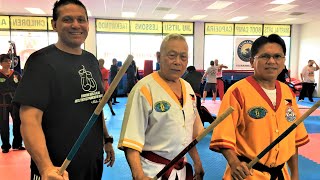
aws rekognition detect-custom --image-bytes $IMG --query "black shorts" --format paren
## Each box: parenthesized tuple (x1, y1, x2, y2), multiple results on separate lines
(204, 83, 216, 92)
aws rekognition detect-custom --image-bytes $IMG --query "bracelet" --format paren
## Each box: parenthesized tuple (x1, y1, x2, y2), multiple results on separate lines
(104, 136, 113, 144)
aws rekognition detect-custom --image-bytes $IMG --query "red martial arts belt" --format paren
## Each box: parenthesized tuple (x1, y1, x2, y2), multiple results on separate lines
(141, 151, 193, 180)
(238, 156, 285, 180)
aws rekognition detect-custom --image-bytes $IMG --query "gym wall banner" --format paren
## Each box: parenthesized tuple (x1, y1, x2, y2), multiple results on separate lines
(233, 37, 256, 70)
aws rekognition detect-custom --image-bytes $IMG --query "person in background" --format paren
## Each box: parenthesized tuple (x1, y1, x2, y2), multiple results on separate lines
(126, 60, 138, 96)
(118, 34, 204, 180)
(155, 51, 160, 71)
(201, 60, 217, 103)
(13, 0, 115, 179)
(110, 58, 119, 104)
(214, 59, 228, 101)
(99, 58, 116, 116)
(210, 34, 309, 180)
(0, 54, 25, 153)
(182, 65, 202, 111)
(298, 59, 319, 102)
(277, 65, 291, 83)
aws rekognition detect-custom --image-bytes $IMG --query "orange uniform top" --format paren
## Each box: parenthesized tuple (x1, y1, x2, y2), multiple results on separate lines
(210, 76, 309, 179)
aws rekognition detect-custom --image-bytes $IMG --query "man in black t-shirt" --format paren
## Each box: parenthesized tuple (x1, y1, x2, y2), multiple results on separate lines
(13, 0, 115, 179)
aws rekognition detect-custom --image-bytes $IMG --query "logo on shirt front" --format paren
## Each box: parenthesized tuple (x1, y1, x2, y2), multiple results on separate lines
(74, 65, 103, 104)
(78, 65, 97, 92)
(248, 107, 267, 119)
(0, 78, 6, 83)
(13, 75, 18, 83)
(154, 101, 171, 112)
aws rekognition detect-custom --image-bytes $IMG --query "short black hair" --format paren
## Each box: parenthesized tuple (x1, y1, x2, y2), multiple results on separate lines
(210, 61, 214, 66)
(251, 34, 286, 58)
(187, 66, 196, 72)
(52, 0, 88, 21)
(0, 54, 11, 63)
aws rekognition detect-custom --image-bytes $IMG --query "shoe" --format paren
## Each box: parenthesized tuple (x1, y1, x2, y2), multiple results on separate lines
(114, 101, 120, 103)
(13, 146, 26, 151)
(309, 99, 314, 102)
(2, 149, 9, 153)
(111, 111, 116, 116)
(112, 103, 116, 105)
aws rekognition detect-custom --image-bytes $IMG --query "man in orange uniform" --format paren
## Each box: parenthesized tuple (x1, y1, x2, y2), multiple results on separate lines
(210, 34, 309, 180)
(99, 58, 115, 115)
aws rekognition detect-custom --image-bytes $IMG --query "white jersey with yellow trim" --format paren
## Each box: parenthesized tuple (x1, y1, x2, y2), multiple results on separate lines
(118, 72, 203, 178)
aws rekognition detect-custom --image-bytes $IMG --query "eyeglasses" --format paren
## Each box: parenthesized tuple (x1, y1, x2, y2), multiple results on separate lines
(166, 51, 188, 61)
(254, 54, 285, 61)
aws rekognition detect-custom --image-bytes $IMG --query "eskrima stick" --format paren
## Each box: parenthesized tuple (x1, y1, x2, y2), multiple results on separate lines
(59, 55, 134, 175)
(152, 106, 234, 180)
(247, 100, 320, 169)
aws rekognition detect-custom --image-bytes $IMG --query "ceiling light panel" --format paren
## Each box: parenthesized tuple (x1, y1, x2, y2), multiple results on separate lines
(25, 8, 46, 14)
(206, 1, 234, 10)
(227, 16, 248, 22)
(270, 0, 295, 5)
(163, 14, 180, 20)
(268, 4, 298, 11)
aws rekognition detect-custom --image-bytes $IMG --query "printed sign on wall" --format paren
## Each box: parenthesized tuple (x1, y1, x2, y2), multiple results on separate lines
(234, 37, 257, 70)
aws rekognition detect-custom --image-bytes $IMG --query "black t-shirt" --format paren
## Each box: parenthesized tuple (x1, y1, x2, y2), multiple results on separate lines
(13, 45, 104, 179)
(277, 67, 288, 83)
(110, 65, 118, 82)
(182, 70, 202, 94)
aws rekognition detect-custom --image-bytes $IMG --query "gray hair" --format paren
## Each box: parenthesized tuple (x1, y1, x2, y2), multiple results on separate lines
(160, 34, 187, 53)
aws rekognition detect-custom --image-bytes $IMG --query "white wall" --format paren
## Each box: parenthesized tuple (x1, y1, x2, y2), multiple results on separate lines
(289, 25, 301, 80)
(298, 21, 320, 97)
(193, 22, 204, 70)
(84, 18, 97, 56)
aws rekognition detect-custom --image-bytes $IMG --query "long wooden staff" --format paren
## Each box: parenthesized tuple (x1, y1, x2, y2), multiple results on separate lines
(247, 100, 320, 169)
(59, 55, 134, 175)
(152, 106, 234, 180)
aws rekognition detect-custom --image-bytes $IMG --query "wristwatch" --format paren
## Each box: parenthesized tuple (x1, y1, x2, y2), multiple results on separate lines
(104, 136, 114, 144)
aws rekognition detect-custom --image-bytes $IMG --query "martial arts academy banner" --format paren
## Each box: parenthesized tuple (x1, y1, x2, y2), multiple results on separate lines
(233, 37, 256, 70)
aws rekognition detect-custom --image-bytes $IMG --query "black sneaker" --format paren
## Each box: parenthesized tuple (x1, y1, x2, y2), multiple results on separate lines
(2, 149, 9, 153)
(114, 101, 120, 103)
(13, 146, 26, 151)
(309, 99, 314, 102)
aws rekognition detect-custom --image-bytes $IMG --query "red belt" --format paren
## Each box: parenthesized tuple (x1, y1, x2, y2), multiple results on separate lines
(141, 151, 193, 180)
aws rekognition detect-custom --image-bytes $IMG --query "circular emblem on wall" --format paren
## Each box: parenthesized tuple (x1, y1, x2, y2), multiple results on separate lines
(154, 101, 171, 112)
(248, 107, 268, 119)
(237, 40, 253, 62)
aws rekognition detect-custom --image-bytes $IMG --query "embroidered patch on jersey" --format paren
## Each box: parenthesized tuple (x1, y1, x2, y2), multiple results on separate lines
(190, 94, 197, 114)
(13, 75, 18, 83)
(0, 78, 6, 83)
(285, 106, 296, 122)
(154, 101, 171, 112)
(248, 107, 267, 119)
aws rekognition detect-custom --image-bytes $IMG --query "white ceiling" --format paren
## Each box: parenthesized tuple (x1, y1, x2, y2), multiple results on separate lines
(0, 0, 319, 24)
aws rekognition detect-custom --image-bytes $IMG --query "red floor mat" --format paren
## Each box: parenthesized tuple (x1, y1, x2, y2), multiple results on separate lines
(0, 150, 30, 180)
(299, 133, 320, 164)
